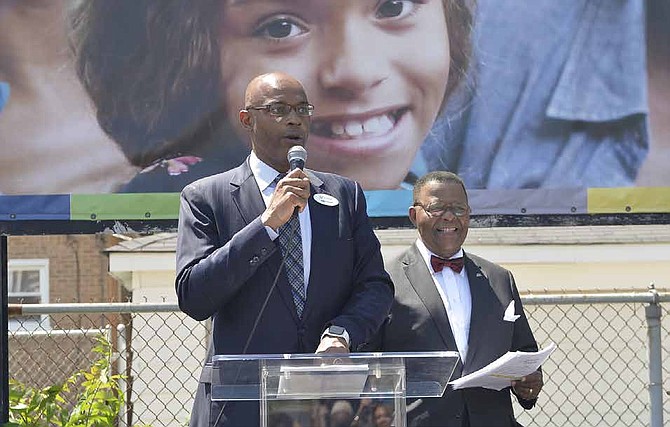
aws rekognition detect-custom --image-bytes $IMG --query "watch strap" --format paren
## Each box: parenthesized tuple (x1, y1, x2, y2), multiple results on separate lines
(320, 325, 350, 348)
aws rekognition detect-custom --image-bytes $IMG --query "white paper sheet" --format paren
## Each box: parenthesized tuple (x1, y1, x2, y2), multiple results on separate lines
(449, 342, 556, 391)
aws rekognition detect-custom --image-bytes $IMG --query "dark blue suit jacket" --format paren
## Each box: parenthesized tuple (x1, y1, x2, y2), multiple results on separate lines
(176, 158, 393, 426)
(381, 245, 538, 427)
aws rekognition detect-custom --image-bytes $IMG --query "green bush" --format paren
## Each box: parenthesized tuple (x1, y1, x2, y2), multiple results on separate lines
(4, 335, 125, 427)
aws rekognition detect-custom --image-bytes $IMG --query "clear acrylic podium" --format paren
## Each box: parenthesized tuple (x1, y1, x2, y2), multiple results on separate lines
(211, 351, 459, 427)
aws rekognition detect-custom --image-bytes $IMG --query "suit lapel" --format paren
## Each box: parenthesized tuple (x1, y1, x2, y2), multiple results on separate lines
(403, 245, 459, 352)
(301, 172, 331, 321)
(230, 159, 298, 322)
(230, 159, 266, 225)
(463, 253, 493, 369)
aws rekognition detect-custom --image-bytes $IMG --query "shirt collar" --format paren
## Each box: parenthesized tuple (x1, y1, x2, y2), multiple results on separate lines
(249, 151, 282, 192)
(415, 238, 464, 272)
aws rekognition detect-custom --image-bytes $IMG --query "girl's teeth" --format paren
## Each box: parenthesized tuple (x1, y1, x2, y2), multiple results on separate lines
(332, 123, 345, 136)
(375, 115, 395, 134)
(345, 121, 364, 137)
(362, 116, 383, 133)
(328, 113, 396, 138)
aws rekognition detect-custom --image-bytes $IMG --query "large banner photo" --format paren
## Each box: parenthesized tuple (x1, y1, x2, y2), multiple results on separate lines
(0, 0, 668, 232)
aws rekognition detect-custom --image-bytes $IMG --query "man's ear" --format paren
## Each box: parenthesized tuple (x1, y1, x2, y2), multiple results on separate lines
(239, 110, 253, 130)
(409, 206, 417, 227)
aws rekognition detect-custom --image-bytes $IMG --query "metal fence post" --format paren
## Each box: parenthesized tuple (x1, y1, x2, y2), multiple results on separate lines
(117, 323, 128, 427)
(1, 236, 8, 423)
(645, 284, 663, 427)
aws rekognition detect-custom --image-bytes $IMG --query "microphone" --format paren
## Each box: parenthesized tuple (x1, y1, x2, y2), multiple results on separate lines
(286, 146, 307, 217)
(287, 145, 307, 170)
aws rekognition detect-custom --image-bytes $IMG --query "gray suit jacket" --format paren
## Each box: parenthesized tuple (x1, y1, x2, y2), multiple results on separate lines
(176, 158, 393, 426)
(381, 244, 538, 427)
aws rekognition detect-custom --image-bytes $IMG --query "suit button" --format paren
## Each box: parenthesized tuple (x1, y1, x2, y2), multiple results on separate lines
(250, 256, 260, 265)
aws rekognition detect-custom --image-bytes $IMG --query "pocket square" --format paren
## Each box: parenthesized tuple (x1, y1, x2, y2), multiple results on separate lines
(503, 300, 520, 322)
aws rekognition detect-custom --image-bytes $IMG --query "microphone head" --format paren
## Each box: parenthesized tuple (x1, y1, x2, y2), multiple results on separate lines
(287, 145, 307, 170)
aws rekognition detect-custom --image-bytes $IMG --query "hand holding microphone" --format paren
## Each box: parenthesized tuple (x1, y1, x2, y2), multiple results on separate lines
(261, 146, 310, 231)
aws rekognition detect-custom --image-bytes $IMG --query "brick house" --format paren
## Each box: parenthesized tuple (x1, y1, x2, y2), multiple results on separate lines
(7, 234, 128, 387)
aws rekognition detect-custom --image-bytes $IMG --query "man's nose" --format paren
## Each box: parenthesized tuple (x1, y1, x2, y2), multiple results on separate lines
(284, 108, 302, 124)
(317, 19, 388, 99)
(439, 209, 458, 220)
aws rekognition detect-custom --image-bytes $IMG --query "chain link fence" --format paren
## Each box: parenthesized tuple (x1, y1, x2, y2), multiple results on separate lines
(7, 290, 670, 427)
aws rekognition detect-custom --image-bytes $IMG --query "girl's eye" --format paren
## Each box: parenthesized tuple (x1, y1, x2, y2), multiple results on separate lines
(376, 0, 418, 20)
(254, 17, 307, 40)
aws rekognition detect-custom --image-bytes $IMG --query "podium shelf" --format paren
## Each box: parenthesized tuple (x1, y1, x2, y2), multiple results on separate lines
(210, 351, 459, 401)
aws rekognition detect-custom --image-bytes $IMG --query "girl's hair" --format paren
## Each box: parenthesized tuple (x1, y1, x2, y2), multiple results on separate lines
(70, 0, 473, 168)
(444, 0, 474, 99)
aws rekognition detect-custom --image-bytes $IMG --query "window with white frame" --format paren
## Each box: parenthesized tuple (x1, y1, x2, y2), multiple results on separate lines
(8, 259, 49, 331)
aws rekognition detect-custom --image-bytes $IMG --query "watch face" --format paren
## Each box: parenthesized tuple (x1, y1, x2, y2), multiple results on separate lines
(329, 325, 345, 335)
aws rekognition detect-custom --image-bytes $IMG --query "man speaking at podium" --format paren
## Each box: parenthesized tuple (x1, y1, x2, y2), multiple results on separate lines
(175, 72, 393, 426)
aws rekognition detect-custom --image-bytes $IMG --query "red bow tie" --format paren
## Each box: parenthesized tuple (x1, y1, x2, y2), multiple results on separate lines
(430, 255, 464, 273)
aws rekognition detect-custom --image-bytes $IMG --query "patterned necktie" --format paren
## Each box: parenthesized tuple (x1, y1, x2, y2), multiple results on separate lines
(274, 174, 306, 317)
(430, 255, 464, 274)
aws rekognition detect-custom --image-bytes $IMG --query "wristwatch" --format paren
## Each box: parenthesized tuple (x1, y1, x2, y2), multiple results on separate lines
(321, 325, 350, 348)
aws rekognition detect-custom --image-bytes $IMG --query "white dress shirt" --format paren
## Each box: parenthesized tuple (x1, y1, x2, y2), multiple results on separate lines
(415, 239, 471, 362)
(249, 152, 312, 292)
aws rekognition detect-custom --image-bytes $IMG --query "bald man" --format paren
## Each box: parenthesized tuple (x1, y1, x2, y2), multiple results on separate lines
(176, 72, 393, 427)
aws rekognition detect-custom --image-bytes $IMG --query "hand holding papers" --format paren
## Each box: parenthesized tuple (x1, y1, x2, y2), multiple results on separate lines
(450, 342, 556, 391)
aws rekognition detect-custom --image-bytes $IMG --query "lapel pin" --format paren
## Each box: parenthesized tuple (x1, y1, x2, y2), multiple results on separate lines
(313, 193, 339, 207)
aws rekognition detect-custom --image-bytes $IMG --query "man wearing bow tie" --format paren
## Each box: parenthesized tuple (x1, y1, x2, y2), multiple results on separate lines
(380, 171, 543, 427)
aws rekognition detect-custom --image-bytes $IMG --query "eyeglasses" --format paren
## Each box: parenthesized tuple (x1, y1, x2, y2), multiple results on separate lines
(246, 102, 314, 117)
(413, 203, 469, 218)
